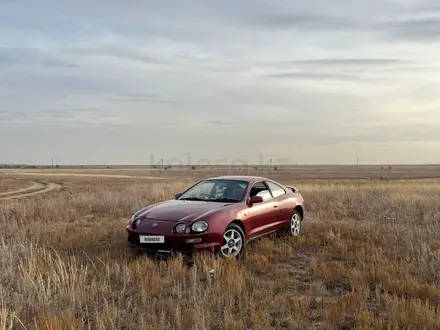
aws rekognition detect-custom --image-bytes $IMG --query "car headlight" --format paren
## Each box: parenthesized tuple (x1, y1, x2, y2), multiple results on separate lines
(191, 221, 208, 233)
(132, 217, 141, 229)
(175, 223, 186, 233)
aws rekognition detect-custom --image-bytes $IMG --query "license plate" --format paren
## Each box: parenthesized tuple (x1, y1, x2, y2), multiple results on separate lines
(139, 235, 165, 243)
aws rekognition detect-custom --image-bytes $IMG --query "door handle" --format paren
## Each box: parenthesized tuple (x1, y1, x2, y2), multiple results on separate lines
(273, 204, 278, 208)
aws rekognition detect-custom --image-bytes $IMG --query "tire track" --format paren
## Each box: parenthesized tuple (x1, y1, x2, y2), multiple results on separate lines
(0, 181, 44, 197)
(1, 171, 173, 180)
(0, 181, 62, 200)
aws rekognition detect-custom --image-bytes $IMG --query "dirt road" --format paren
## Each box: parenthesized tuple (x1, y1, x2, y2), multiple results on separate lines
(0, 170, 172, 180)
(0, 181, 62, 200)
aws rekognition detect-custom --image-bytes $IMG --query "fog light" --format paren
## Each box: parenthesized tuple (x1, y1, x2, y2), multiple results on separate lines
(186, 238, 202, 244)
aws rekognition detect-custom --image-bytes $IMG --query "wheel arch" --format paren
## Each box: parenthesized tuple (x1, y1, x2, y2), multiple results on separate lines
(294, 205, 304, 220)
(230, 219, 246, 237)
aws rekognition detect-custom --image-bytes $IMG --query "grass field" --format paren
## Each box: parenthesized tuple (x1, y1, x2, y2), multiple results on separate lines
(1, 166, 440, 329)
(0, 178, 32, 194)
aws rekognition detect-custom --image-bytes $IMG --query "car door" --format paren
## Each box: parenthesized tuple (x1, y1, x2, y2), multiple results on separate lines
(242, 181, 279, 238)
(265, 180, 291, 229)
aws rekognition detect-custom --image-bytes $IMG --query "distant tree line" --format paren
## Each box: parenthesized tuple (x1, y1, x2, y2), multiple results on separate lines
(0, 164, 60, 169)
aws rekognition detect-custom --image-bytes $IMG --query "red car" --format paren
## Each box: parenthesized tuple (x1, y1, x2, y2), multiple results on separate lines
(126, 175, 305, 258)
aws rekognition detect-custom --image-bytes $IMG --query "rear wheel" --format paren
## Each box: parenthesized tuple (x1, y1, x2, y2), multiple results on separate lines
(219, 223, 245, 259)
(287, 209, 302, 237)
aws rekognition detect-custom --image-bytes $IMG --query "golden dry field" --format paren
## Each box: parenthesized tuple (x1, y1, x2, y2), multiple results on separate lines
(0, 178, 32, 194)
(1, 166, 440, 329)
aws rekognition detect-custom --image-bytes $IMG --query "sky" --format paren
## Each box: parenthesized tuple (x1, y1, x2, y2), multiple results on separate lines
(1, 0, 440, 165)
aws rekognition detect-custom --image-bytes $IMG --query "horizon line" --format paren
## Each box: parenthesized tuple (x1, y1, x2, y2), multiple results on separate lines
(0, 163, 438, 167)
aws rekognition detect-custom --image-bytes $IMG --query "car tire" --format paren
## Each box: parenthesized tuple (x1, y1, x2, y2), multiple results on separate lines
(286, 209, 302, 237)
(218, 223, 246, 259)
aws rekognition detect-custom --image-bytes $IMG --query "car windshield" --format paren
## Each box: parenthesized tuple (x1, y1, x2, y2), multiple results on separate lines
(178, 179, 248, 202)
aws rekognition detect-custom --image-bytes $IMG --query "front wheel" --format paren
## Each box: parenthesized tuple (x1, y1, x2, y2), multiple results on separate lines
(219, 223, 246, 259)
(287, 209, 302, 237)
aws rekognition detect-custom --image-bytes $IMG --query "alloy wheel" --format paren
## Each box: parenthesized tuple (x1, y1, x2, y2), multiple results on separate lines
(290, 212, 301, 236)
(220, 228, 243, 258)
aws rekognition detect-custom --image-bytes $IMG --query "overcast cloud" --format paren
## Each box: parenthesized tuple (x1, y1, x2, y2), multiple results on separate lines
(1, 0, 440, 165)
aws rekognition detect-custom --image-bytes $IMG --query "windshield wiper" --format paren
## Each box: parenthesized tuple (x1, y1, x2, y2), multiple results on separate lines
(180, 197, 204, 201)
(211, 198, 239, 203)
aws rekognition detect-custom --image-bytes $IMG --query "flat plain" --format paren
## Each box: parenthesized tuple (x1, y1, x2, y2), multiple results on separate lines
(1, 165, 440, 329)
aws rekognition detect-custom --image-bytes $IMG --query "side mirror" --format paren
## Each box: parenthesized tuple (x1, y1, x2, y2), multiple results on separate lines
(249, 195, 263, 205)
(175, 193, 182, 199)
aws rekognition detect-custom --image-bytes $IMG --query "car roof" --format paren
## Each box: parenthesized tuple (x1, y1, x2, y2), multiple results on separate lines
(204, 175, 269, 183)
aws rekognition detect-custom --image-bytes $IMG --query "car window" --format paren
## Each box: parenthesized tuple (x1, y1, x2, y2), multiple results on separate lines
(179, 179, 248, 202)
(212, 182, 232, 198)
(183, 181, 215, 198)
(256, 190, 272, 201)
(249, 181, 273, 201)
(266, 181, 286, 198)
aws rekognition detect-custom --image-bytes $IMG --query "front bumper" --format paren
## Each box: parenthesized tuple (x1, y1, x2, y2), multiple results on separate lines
(126, 227, 220, 255)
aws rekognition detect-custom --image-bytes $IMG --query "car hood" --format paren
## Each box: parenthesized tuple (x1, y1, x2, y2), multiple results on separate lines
(136, 200, 233, 223)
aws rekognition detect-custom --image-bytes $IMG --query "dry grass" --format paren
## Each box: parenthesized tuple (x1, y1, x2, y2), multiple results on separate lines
(1, 169, 440, 329)
(4, 163, 440, 181)
(0, 178, 31, 194)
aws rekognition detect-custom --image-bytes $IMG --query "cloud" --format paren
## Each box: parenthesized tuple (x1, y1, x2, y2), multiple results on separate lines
(202, 120, 234, 127)
(243, 13, 361, 30)
(0, 71, 113, 97)
(110, 93, 175, 104)
(399, 1, 440, 14)
(0, 0, 440, 164)
(0, 110, 28, 124)
(262, 72, 366, 81)
(65, 45, 169, 67)
(363, 0, 440, 43)
(378, 17, 440, 42)
(278, 58, 406, 66)
(40, 109, 75, 119)
(0, 46, 77, 68)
